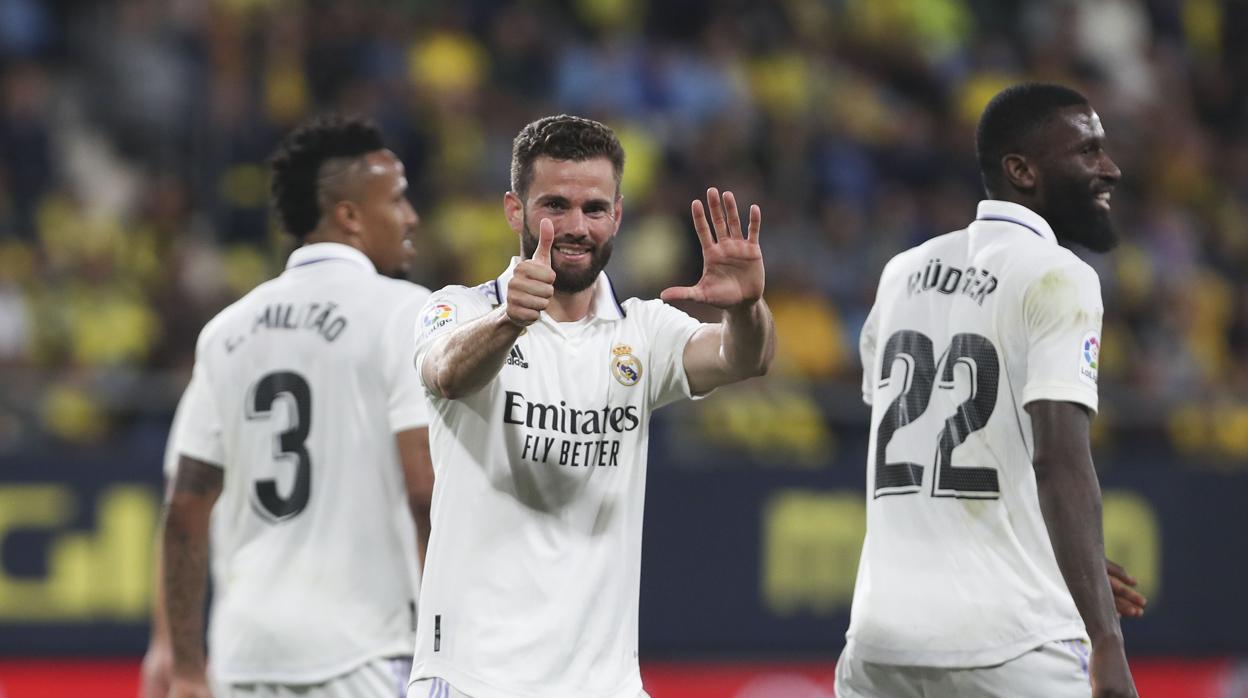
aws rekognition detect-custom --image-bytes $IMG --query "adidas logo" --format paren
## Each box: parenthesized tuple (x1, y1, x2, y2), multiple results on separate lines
(506, 344, 529, 369)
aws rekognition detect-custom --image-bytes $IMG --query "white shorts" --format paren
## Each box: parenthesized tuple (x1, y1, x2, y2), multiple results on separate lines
(217, 657, 412, 698)
(408, 677, 473, 698)
(407, 676, 650, 698)
(835, 639, 1092, 698)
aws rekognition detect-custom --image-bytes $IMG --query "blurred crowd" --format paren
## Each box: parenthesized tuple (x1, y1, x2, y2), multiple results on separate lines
(1, 0, 1247, 467)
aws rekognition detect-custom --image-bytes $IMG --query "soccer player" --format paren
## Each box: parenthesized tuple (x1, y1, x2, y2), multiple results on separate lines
(836, 83, 1137, 697)
(162, 115, 435, 698)
(405, 115, 775, 698)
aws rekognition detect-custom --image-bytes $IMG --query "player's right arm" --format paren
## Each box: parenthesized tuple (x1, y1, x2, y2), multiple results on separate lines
(163, 455, 222, 698)
(422, 219, 556, 399)
(1029, 402, 1135, 698)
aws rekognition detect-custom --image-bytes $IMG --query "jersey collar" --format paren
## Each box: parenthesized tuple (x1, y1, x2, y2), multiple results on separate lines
(973, 200, 1057, 244)
(285, 242, 377, 273)
(495, 257, 626, 322)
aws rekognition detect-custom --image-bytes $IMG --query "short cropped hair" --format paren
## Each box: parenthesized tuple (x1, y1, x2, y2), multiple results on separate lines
(510, 115, 625, 199)
(269, 115, 386, 238)
(976, 83, 1089, 194)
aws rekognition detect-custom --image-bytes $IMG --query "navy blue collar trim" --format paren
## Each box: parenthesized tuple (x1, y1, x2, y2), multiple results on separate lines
(288, 257, 358, 269)
(491, 275, 627, 318)
(976, 215, 1045, 239)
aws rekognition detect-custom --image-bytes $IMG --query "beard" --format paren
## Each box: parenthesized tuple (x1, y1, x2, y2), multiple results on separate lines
(1043, 176, 1119, 253)
(521, 223, 614, 293)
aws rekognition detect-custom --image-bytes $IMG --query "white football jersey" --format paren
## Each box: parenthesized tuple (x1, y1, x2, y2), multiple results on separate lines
(408, 259, 704, 698)
(175, 242, 431, 684)
(847, 200, 1102, 667)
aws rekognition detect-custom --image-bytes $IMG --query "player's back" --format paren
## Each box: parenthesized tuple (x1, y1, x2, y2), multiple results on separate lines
(184, 243, 429, 683)
(848, 201, 1103, 668)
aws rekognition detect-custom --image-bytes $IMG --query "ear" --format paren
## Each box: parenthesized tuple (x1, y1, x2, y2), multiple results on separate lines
(332, 200, 363, 237)
(1001, 154, 1037, 191)
(612, 195, 624, 234)
(503, 191, 525, 234)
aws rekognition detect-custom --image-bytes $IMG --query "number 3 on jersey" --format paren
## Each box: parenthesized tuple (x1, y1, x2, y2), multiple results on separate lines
(246, 371, 312, 521)
(874, 330, 1000, 499)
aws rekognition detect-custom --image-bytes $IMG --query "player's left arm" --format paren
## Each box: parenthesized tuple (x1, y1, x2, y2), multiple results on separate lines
(396, 426, 434, 568)
(663, 188, 775, 395)
(163, 455, 223, 694)
(1029, 401, 1136, 696)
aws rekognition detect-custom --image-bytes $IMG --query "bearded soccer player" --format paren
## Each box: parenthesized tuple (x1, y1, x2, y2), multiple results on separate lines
(405, 115, 775, 698)
(837, 83, 1140, 697)
(161, 115, 435, 698)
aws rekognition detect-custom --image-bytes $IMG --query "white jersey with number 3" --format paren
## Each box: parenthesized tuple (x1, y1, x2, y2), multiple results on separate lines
(848, 200, 1102, 668)
(175, 242, 431, 684)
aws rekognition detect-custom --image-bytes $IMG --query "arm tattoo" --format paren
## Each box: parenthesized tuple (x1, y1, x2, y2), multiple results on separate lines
(172, 457, 224, 496)
(162, 456, 222, 676)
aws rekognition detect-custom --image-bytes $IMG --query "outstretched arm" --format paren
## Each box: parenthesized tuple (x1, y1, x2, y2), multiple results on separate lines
(163, 455, 222, 698)
(663, 188, 775, 395)
(1029, 400, 1136, 698)
(422, 220, 556, 400)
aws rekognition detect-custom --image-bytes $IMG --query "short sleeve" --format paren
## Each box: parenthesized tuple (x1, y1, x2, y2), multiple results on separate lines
(859, 302, 880, 406)
(162, 387, 191, 480)
(635, 300, 706, 410)
(413, 285, 497, 393)
(1020, 261, 1103, 414)
(382, 285, 433, 432)
(175, 360, 226, 467)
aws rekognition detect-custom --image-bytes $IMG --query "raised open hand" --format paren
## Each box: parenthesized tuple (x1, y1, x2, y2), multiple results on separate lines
(661, 188, 764, 309)
(506, 218, 556, 327)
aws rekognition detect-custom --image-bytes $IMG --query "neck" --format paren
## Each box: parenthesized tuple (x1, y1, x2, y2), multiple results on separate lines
(546, 286, 595, 322)
(304, 227, 354, 248)
(991, 191, 1044, 216)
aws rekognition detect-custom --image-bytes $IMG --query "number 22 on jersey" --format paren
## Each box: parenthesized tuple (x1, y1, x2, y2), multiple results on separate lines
(874, 330, 1001, 499)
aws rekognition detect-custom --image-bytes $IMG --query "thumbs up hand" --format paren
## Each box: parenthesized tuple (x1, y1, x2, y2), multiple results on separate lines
(506, 218, 557, 327)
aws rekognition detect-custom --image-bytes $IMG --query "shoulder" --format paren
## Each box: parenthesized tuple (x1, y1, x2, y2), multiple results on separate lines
(430, 280, 500, 307)
(620, 297, 691, 324)
(880, 229, 968, 280)
(1020, 246, 1101, 296)
(377, 276, 434, 302)
(194, 287, 262, 350)
(1018, 248, 1103, 319)
(375, 278, 434, 315)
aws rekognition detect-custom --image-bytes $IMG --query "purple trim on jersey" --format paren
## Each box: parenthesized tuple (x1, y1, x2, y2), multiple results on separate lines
(1061, 639, 1091, 677)
(604, 272, 627, 318)
(977, 215, 1045, 239)
(288, 257, 358, 269)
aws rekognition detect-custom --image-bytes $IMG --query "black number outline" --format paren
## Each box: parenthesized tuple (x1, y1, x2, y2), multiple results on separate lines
(246, 371, 312, 521)
(873, 331, 1001, 500)
(932, 333, 1000, 498)
(874, 330, 936, 496)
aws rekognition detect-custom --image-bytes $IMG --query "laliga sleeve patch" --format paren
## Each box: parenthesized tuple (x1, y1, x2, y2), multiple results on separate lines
(421, 302, 457, 335)
(1079, 331, 1100, 386)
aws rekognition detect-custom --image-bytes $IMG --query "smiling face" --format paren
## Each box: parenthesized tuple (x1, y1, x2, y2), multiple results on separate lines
(1030, 106, 1123, 252)
(505, 155, 623, 293)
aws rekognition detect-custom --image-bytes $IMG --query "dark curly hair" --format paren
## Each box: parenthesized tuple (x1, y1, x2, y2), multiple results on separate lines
(510, 115, 625, 199)
(269, 115, 386, 238)
(976, 83, 1089, 196)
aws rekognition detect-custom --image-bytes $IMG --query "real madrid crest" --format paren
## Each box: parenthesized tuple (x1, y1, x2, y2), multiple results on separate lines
(611, 343, 642, 386)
